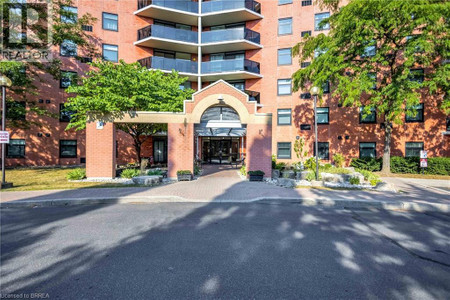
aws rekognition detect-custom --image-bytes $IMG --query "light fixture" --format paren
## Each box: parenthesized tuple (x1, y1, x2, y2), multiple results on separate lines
(0, 75, 12, 87)
(218, 94, 224, 103)
(45, 133, 51, 137)
(310, 86, 320, 96)
(37, 133, 43, 137)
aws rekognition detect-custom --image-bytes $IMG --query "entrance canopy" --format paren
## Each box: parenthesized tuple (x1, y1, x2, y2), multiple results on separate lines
(196, 104, 246, 137)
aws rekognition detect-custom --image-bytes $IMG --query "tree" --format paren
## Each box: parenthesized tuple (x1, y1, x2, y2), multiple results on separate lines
(66, 60, 194, 163)
(0, 0, 97, 128)
(292, 0, 449, 173)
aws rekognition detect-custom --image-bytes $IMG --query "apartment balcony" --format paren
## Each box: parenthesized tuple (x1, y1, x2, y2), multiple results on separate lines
(135, 25, 198, 53)
(201, 0, 262, 26)
(138, 56, 198, 80)
(201, 28, 261, 54)
(201, 58, 261, 81)
(135, 0, 198, 26)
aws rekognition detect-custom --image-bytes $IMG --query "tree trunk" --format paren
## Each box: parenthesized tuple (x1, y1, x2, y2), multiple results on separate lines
(133, 138, 142, 165)
(381, 122, 392, 174)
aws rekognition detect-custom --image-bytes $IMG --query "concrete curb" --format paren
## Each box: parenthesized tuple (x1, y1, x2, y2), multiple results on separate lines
(1, 195, 449, 213)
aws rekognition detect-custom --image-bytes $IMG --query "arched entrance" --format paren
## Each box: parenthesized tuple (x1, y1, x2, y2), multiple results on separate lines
(195, 105, 246, 164)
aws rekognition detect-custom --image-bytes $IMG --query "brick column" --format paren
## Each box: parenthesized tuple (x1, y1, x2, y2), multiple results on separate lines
(86, 121, 116, 178)
(167, 122, 194, 178)
(246, 123, 272, 178)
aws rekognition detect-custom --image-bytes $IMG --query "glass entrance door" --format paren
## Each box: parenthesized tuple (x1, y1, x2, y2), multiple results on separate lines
(202, 138, 239, 164)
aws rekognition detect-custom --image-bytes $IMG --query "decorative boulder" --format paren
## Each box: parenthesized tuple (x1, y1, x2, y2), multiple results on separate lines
(281, 170, 295, 179)
(375, 182, 397, 192)
(276, 178, 297, 188)
(272, 169, 280, 179)
(296, 171, 311, 180)
(132, 175, 163, 186)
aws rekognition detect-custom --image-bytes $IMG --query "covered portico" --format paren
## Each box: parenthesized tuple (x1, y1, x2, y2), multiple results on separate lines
(85, 80, 272, 179)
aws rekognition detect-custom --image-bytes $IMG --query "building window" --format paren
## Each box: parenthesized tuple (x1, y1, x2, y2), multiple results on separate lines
(314, 47, 327, 58)
(278, 18, 292, 35)
(80, 57, 93, 63)
(103, 44, 118, 62)
(301, 30, 312, 37)
(278, 48, 292, 65)
(406, 103, 424, 122)
(409, 68, 424, 83)
(82, 25, 93, 32)
(302, 0, 312, 6)
(368, 72, 377, 89)
(7, 139, 25, 158)
(61, 6, 77, 24)
(103, 13, 118, 31)
(277, 109, 291, 125)
(7, 101, 26, 121)
(314, 142, 329, 160)
(278, 79, 292, 95)
(359, 142, 376, 158)
(60, 40, 77, 57)
(315, 12, 330, 31)
(317, 107, 329, 124)
(60, 71, 77, 89)
(405, 142, 424, 157)
(447, 116, 450, 131)
(179, 81, 191, 90)
(362, 44, 376, 57)
(322, 81, 330, 94)
(300, 93, 311, 99)
(60, 103, 75, 122)
(60, 140, 77, 158)
(360, 106, 376, 123)
(279, 0, 292, 4)
(301, 61, 311, 68)
(277, 142, 291, 159)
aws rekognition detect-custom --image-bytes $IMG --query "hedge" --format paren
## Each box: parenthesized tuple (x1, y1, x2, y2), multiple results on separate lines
(350, 156, 450, 175)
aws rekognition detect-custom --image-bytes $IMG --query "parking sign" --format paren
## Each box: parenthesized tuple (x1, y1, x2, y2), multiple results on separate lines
(0, 131, 9, 143)
(420, 150, 427, 159)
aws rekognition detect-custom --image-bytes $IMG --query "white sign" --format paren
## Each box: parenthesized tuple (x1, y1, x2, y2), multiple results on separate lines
(420, 150, 428, 159)
(96, 121, 104, 130)
(0, 131, 9, 144)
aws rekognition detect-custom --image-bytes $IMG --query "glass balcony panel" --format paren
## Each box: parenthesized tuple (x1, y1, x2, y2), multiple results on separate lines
(138, 0, 199, 13)
(202, 0, 260, 14)
(138, 56, 198, 73)
(202, 27, 260, 44)
(201, 58, 260, 74)
(137, 24, 197, 43)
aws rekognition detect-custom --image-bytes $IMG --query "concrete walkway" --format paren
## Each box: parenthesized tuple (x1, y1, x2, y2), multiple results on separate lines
(0, 165, 449, 212)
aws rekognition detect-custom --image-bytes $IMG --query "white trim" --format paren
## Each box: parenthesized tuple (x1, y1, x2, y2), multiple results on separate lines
(134, 4, 199, 17)
(134, 36, 199, 48)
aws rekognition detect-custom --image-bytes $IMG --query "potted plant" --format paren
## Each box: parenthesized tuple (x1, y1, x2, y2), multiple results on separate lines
(177, 170, 193, 181)
(248, 170, 265, 181)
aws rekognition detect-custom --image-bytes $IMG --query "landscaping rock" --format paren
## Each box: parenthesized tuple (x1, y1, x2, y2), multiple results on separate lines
(132, 175, 163, 186)
(374, 182, 397, 192)
(296, 171, 311, 180)
(272, 170, 280, 179)
(345, 167, 356, 172)
(321, 173, 352, 183)
(352, 172, 365, 184)
(276, 178, 297, 188)
(281, 170, 295, 179)
(311, 180, 324, 187)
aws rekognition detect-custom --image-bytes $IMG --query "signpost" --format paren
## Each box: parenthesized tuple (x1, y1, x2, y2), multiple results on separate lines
(0, 131, 9, 144)
(420, 150, 428, 174)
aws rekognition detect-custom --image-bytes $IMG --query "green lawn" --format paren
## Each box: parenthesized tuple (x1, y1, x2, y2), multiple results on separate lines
(3, 168, 137, 192)
(375, 172, 450, 180)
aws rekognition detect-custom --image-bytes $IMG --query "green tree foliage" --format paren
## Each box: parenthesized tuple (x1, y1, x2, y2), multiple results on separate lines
(0, 0, 97, 128)
(292, 0, 449, 173)
(66, 60, 194, 162)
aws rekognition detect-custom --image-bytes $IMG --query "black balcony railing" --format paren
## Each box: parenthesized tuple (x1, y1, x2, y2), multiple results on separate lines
(202, 27, 260, 44)
(137, 0, 198, 13)
(202, 58, 260, 74)
(202, 0, 261, 14)
(137, 24, 198, 43)
(138, 56, 198, 74)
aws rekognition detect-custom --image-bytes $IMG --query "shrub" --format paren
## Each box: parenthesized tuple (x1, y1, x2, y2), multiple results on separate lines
(305, 171, 321, 181)
(426, 157, 450, 175)
(248, 170, 265, 176)
(194, 165, 201, 175)
(240, 165, 246, 176)
(275, 162, 286, 170)
(322, 163, 333, 170)
(67, 168, 86, 180)
(333, 153, 345, 168)
(272, 155, 277, 169)
(304, 157, 316, 171)
(121, 168, 140, 179)
(356, 168, 381, 186)
(390, 156, 420, 174)
(177, 170, 192, 175)
(147, 169, 163, 176)
(349, 176, 360, 185)
(350, 157, 382, 172)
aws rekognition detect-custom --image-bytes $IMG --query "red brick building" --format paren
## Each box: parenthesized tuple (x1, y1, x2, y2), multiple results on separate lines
(4, 0, 449, 174)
